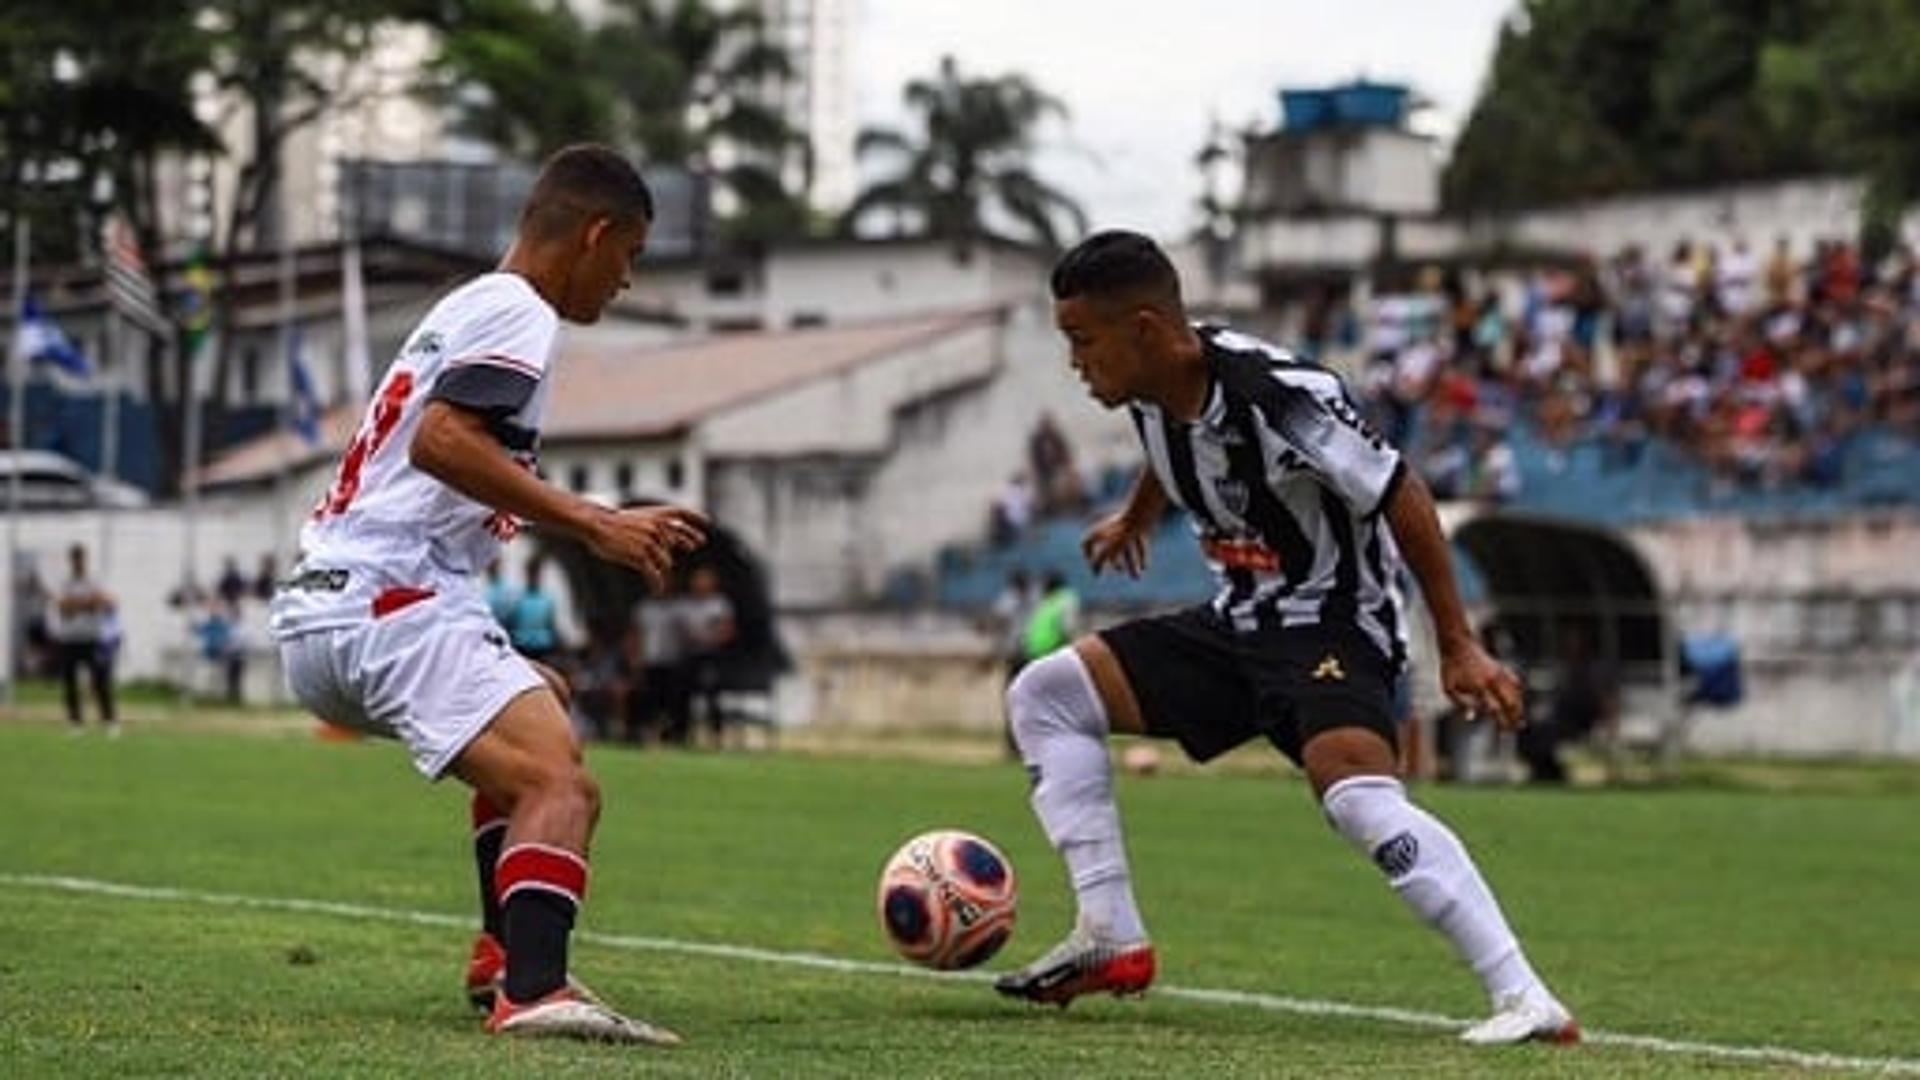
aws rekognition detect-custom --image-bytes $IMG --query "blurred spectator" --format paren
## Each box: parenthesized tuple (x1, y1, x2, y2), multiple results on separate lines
(54, 544, 117, 735)
(637, 583, 693, 745)
(251, 554, 278, 603)
(484, 560, 520, 629)
(193, 597, 245, 705)
(508, 559, 560, 664)
(989, 472, 1034, 548)
(1517, 625, 1618, 785)
(574, 620, 639, 743)
(1027, 411, 1086, 515)
(986, 567, 1040, 758)
(681, 565, 739, 747)
(216, 556, 248, 611)
(1021, 570, 1081, 666)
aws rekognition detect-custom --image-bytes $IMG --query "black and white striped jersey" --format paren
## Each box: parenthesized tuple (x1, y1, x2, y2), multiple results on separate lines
(1127, 324, 1409, 667)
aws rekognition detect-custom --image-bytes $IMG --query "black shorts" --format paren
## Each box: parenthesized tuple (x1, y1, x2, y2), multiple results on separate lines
(1099, 606, 1397, 766)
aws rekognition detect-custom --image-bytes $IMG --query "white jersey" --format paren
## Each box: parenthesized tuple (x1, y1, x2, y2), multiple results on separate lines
(271, 273, 559, 639)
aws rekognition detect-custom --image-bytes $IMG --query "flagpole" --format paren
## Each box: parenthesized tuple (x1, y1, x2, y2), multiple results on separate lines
(181, 317, 202, 601)
(99, 306, 120, 577)
(272, 211, 296, 563)
(6, 216, 29, 707)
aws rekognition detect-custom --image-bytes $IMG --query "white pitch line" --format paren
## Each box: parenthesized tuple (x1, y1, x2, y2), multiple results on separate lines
(4, 872, 1917, 1076)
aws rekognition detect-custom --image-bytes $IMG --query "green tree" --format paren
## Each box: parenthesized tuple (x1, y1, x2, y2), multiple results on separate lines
(430, 0, 813, 246)
(598, 0, 811, 245)
(196, 0, 452, 454)
(0, 0, 217, 262)
(1444, 0, 1831, 213)
(845, 55, 1086, 257)
(426, 0, 615, 160)
(1759, 0, 1920, 250)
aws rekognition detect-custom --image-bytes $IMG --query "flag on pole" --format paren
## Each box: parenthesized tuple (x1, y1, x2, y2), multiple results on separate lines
(100, 212, 170, 337)
(287, 323, 321, 447)
(14, 295, 93, 382)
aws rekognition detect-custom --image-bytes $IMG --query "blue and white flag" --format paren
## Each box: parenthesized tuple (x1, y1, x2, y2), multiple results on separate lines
(13, 295, 92, 382)
(287, 323, 322, 446)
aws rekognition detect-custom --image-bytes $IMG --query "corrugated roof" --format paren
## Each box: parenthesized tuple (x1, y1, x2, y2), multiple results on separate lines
(196, 307, 1001, 488)
(544, 307, 999, 440)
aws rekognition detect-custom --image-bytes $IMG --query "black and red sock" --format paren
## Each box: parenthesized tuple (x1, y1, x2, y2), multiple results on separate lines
(496, 843, 589, 1004)
(471, 793, 508, 942)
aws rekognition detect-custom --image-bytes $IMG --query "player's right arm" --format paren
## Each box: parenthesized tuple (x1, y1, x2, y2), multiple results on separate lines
(1081, 466, 1166, 578)
(410, 400, 704, 588)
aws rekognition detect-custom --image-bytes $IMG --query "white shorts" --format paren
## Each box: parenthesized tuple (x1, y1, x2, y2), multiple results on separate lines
(279, 589, 546, 778)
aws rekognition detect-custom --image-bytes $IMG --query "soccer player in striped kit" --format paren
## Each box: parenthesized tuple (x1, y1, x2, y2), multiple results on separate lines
(995, 231, 1577, 1046)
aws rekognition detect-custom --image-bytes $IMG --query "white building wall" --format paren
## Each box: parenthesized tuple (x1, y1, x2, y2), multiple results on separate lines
(1629, 514, 1920, 758)
(761, 245, 994, 325)
(1349, 132, 1441, 215)
(701, 304, 1135, 608)
(1486, 177, 1879, 260)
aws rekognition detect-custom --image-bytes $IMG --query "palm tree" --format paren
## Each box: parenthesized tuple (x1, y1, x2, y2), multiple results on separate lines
(845, 55, 1086, 257)
(596, 0, 812, 245)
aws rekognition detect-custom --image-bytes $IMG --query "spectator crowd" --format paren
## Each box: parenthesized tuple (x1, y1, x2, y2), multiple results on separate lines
(1325, 236, 1920, 504)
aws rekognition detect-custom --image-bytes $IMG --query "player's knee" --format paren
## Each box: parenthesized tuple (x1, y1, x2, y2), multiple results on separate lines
(1320, 774, 1405, 854)
(577, 768, 603, 824)
(1006, 649, 1100, 753)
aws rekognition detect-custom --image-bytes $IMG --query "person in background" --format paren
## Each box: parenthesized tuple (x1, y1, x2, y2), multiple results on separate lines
(485, 560, 521, 630)
(216, 556, 249, 611)
(1021, 569, 1080, 669)
(987, 567, 1041, 758)
(509, 558, 561, 664)
(679, 564, 738, 747)
(54, 544, 118, 736)
(636, 581, 693, 745)
(251, 554, 279, 604)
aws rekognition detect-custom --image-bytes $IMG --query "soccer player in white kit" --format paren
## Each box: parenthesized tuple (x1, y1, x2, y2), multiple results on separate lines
(272, 145, 705, 1046)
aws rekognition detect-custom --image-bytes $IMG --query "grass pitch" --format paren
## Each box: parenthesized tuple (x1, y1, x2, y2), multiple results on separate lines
(0, 721, 1916, 1077)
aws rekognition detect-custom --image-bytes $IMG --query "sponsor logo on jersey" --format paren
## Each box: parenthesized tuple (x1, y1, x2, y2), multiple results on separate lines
(1201, 535, 1281, 573)
(1311, 654, 1346, 682)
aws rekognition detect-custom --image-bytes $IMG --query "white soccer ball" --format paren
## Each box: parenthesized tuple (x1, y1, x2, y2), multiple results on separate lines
(876, 829, 1017, 970)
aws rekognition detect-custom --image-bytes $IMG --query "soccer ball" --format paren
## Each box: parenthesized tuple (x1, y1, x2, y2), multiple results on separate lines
(876, 829, 1017, 970)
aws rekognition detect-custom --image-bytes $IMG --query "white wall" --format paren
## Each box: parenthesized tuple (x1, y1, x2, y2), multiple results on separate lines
(1629, 514, 1920, 757)
(761, 244, 1043, 326)
(1483, 177, 1884, 260)
(702, 303, 1135, 608)
(1349, 131, 1441, 216)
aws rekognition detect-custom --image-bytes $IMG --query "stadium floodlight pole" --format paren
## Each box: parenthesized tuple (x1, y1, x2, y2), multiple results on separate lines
(5, 215, 28, 707)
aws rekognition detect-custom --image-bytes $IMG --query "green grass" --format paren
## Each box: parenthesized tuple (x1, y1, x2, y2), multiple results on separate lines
(0, 723, 1916, 1076)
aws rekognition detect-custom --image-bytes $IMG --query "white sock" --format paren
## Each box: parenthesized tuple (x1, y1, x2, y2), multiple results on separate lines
(1008, 650, 1147, 944)
(1322, 775, 1544, 1004)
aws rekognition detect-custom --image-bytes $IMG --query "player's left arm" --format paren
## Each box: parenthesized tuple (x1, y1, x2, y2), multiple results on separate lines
(1383, 469, 1525, 730)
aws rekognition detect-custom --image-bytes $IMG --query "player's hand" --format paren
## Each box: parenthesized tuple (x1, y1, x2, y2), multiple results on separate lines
(1439, 639, 1526, 731)
(1081, 510, 1150, 578)
(587, 505, 708, 590)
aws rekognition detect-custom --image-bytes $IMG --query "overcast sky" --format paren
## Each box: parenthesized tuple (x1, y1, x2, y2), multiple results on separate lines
(852, 0, 1516, 240)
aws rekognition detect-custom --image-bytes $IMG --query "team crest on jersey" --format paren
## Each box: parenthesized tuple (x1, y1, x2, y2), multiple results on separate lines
(1213, 476, 1250, 516)
(404, 330, 446, 361)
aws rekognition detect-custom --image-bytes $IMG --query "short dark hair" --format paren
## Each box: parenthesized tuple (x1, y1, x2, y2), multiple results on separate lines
(520, 144, 654, 241)
(1050, 229, 1182, 308)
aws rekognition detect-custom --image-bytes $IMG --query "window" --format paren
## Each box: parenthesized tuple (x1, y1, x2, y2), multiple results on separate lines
(568, 463, 590, 492)
(666, 459, 685, 490)
(614, 461, 634, 493)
